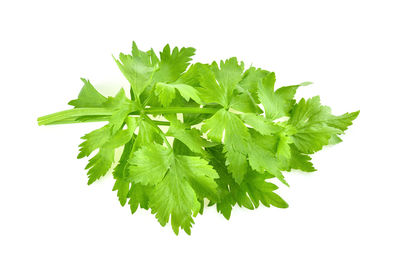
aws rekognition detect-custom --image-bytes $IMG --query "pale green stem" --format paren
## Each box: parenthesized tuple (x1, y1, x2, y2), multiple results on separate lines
(37, 108, 114, 126)
(38, 107, 218, 126)
(144, 107, 218, 115)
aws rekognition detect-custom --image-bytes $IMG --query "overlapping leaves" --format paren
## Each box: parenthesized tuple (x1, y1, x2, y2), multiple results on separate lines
(38, 41, 359, 235)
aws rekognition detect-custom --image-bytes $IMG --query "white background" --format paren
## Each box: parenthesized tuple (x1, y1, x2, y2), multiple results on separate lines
(1, 0, 399, 264)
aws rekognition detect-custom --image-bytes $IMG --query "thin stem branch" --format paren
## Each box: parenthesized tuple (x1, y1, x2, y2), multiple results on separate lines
(152, 120, 170, 126)
(142, 84, 156, 107)
(37, 106, 219, 126)
(41, 117, 170, 126)
(39, 116, 110, 125)
(143, 107, 219, 115)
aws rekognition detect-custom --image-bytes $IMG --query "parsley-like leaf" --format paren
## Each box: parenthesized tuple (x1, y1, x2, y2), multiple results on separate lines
(38, 41, 359, 235)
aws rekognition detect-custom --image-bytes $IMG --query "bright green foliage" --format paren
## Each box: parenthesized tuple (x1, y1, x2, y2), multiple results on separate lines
(166, 117, 216, 156)
(114, 41, 156, 97)
(128, 143, 218, 234)
(258, 72, 312, 120)
(68, 78, 107, 108)
(38, 41, 359, 235)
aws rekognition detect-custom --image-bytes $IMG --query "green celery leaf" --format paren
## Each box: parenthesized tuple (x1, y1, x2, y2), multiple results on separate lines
(258, 72, 311, 120)
(112, 179, 130, 207)
(230, 92, 263, 114)
(238, 66, 270, 102)
(150, 45, 198, 107)
(197, 58, 244, 107)
(68, 78, 107, 108)
(291, 124, 340, 154)
(240, 113, 281, 135)
(166, 118, 216, 156)
(86, 147, 115, 185)
(210, 57, 244, 103)
(78, 125, 112, 159)
(154, 82, 176, 106)
(112, 137, 135, 206)
(247, 140, 288, 186)
(242, 171, 288, 208)
(81, 117, 137, 184)
(276, 134, 292, 168)
(104, 89, 136, 133)
(153, 44, 195, 83)
(289, 96, 329, 127)
(328, 134, 343, 145)
(289, 96, 342, 153)
(196, 63, 226, 105)
(135, 118, 164, 146)
(289, 146, 316, 172)
(155, 82, 202, 106)
(128, 183, 151, 214)
(127, 143, 172, 185)
(176, 155, 219, 202)
(150, 168, 199, 235)
(114, 41, 155, 97)
(127, 143, 218, 234)
(326, 110, 360, 132)
(202, 109, 250, 183)
(248, 130, 289, 186)
(172, 138, 196, 156)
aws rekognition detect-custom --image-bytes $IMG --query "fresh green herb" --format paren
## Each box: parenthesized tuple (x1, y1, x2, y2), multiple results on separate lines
(38, 41, 359, 235)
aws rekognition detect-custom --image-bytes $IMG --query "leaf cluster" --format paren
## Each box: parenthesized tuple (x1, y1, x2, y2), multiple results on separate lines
(38, 41, 359, 235)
